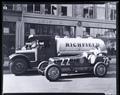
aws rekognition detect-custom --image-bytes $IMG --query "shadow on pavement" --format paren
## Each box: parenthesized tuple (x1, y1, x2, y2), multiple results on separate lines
(3, 70, 116, 79)
(60, 72, 116, 79)
(51, 79, 72, 82)
(60, 73, 94, 79)
(17, 71, 41, 76)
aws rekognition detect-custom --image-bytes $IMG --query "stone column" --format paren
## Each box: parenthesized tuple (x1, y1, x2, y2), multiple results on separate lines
(40, 4, 45, 14)
(72, 4, 76, 17)
(93, 4, 97, 19)
(16, 20, 24, 49)
(105, 3, 109, 20)
(20, 21, 24, 47)
(76, 25, 84, 37)
(75, 4, 83, 17)
(22, 4, 27, 12)
(57, 4, 61, 16)
(16, 21, 21, 49)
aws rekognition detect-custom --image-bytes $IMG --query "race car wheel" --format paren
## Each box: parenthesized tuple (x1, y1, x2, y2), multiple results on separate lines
(45, 65, 61, 81)
(93, 62, 107, 77)
(38, 61, 48, 76)
(10, 58, 27, 75)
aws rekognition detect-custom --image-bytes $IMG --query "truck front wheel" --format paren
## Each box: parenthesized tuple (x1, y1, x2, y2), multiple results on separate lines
(38, 61, 48, 76)
(10, 58, 28, 75)
(45, 65, 61, 81)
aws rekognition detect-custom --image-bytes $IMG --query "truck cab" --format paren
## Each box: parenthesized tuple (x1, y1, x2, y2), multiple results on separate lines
(9, 35, 57, 75)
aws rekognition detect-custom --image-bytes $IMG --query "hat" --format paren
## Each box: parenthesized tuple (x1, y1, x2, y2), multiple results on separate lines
(28, 35, 35, 41)
(28, 35, 34, 39)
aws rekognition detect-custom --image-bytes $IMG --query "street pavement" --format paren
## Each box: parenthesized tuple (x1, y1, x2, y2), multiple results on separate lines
(3, 72, 116, 94)
(3, 56, 116, 72)
(2, 57, 117, 94)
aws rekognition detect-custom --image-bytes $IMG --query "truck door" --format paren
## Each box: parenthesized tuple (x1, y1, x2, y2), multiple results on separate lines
(37, 39, 56, 62)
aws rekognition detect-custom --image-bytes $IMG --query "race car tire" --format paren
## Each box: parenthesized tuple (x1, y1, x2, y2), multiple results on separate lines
(37, 61, 48, 76)
(93, 62, 107, 77)
(10, 58, 28, 75)
(45, 64, 61, 81)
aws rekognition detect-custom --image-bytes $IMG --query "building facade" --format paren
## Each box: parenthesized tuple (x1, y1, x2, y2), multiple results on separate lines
(3, 3, 117, 57)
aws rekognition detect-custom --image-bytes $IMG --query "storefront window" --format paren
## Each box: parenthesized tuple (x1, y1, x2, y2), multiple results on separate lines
(3, 22, 16, 57)
(3, 4, 14, 10)
(24, 23, 75, 42)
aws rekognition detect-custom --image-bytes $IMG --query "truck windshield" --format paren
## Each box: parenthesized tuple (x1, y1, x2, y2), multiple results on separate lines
(23, 40, 38, 50)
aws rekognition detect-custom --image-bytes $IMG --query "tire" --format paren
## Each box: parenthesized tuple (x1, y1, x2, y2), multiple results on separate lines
(38, 61, 48, 76)
(93, 62, 107, 77)
(10, 58, 28, 75)
(45, 64, 61, 81)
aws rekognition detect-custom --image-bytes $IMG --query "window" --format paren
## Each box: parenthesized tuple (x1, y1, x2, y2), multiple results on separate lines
(83, 5, 94, 18)
(35, 4, 40, 11)
(52, 5, 57, 15)
(3, 4, 7, 10)
(63, 26, 71, 37)
(25, 23, 75, 41)
(86, 27, 90, 35)
(3, 4, 13, 10)
(110, 9, 116, 20)
(4, 27, 9, 34)
(27, 4, 42, 13)
(45, 4, 57, 15)
(3, 22, 16, 57)
(27, 4, 33, 12)
(61, 6, 67, 16)
(45, 4, 51, 14)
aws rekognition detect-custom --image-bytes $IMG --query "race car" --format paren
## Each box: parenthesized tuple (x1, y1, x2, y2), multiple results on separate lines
(38, 53, 111, 81)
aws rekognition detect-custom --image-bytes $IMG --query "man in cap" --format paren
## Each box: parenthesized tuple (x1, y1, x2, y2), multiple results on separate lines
(28, 35, 38, 48)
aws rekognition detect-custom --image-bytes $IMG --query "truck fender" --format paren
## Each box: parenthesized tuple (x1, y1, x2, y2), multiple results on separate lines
(9, 54, 30, 67)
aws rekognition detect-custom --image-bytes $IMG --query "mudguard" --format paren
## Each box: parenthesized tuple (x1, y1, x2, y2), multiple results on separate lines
(9, 53, 29, 62)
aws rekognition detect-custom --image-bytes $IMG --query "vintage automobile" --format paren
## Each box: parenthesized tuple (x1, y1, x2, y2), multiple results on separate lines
(39, 53, 111, 81)
(9, 35, 108, 75)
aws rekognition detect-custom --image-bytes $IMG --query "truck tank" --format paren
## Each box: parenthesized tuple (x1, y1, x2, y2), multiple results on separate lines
(55, 37, 107, 56)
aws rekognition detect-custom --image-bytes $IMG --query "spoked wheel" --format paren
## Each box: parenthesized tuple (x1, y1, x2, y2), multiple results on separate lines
(45, 64, 61, 81)
(93, 62, 107, 77)
(10, 58, 28, 75)
(38, 61, 48, 76)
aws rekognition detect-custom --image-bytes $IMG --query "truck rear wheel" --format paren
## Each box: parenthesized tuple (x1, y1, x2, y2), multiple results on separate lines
(93, 62, 107, 77)
(10, 58, 28, 75)
(38, 61, 48, 76)
(45, 65, 61, 81)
